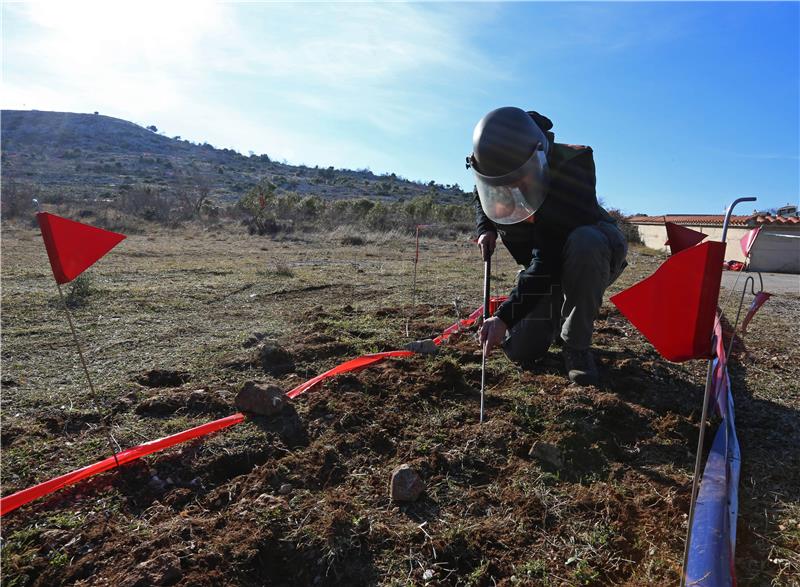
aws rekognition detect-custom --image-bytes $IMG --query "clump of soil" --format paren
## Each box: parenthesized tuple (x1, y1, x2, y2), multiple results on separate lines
(135, 389, 233, 417)
(136, 369, 191, 388)
(255, 342, 295, 375)
(219, 340, 296, 376)
(3, 309, 707, 586)
(291, 333, 353, 363)
(38, 411, 103, 436)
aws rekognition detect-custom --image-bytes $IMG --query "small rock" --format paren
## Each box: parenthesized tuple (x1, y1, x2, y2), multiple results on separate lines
(279, 483, 293, 495)
(404, 339, 439, 355)
(136, 552, 182, 585)
(423, 569, 435, 581)
(529, 441, 564, 469)
(235, 381, 288, 416)
(148, 475, 165, 491)
(390, 464, 425, 502)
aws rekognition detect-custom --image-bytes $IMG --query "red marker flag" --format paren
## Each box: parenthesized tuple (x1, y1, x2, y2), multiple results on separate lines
(665, 222, 707, 255)
(739, 226, 761, 258)
(611, 241, 726, 362)
(741, 291, 772, 334)
(36, 212, 126, 284)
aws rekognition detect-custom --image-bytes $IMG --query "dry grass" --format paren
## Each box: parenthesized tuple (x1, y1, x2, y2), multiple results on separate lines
(1, 220, 798, 586)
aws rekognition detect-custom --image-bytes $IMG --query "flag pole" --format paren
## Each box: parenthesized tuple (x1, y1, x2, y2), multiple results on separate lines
(412, 224, 420, 308)
(680, 196, 756, 586)
(34, 203, 127, 467)
(55, 283, 121, 467)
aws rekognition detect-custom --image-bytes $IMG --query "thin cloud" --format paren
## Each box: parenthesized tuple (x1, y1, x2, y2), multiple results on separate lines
(224, 3, 490, 82)
(530, 3, 701, 54)
(2, 2, 496, 165)
(698, 145, 800, 162)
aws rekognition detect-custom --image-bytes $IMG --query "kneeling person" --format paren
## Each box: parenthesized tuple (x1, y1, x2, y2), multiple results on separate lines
(470, 107, 628, 386)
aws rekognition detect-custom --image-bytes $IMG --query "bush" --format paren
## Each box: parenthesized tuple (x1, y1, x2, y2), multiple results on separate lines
(119, 185, 171, 224)
(341, 235, 366, 246)
(235, 187, 473, 239)
(606, 208, 642, 244)
(1, 180, 39, 219)
(273, 262, 294, 277)
(64, 274, 93, 308)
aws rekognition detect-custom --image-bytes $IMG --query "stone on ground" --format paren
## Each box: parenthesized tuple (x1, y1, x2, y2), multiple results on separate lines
(134, 552, 182, 586)
(235, 381, 287, 416)
(404, 339, 439, 354)
(529, 441, 564, 470)
(389, 464, 425, 502)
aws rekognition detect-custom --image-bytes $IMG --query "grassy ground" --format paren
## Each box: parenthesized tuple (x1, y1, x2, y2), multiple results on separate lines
(1, 220, 798, 586)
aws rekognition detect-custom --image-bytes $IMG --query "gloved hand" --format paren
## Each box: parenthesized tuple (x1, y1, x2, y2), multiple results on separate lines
(477, 231, 497, 262)
(479, 316, 507, 354)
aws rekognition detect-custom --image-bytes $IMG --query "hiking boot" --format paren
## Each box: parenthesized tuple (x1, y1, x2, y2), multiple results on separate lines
(562, 347, 599, 386)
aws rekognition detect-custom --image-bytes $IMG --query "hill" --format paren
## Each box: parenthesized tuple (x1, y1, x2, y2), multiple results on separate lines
(0, 110, 469, 205)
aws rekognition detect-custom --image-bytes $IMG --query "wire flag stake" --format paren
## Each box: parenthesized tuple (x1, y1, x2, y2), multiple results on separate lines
(479, 255, 491, 424)
(680, 196, 756, 587)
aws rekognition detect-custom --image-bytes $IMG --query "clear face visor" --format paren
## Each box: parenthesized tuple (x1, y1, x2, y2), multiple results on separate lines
(471, 146, 548, 225)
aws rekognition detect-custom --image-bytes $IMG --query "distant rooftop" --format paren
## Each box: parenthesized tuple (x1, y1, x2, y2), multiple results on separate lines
(628, 214, 800, 227)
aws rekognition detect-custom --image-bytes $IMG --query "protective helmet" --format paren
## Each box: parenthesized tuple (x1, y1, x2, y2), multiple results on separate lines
(468, 107, 550, 225)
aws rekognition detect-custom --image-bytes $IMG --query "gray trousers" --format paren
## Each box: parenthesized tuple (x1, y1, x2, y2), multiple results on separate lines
(502, 222, 628, 364)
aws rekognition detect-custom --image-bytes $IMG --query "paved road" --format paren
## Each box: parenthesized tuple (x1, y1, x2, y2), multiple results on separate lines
(721, 271, 799, 295)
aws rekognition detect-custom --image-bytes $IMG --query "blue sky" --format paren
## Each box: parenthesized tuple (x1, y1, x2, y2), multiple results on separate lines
(3, 1, 798, 215)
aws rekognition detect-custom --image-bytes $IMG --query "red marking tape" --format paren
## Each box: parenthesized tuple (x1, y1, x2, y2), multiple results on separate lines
(2, 300, 504, 515)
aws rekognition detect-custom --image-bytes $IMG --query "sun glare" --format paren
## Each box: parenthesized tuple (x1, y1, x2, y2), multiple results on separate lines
(23, 1, 224, 69)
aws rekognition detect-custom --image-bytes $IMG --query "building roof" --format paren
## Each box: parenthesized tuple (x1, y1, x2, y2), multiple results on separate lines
(751, 214, 800, 225)
(628, 214, 800, 227)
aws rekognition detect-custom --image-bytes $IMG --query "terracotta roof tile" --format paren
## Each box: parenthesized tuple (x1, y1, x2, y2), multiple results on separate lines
(756, 215, 800, 224)
(628, 214, 799, 227)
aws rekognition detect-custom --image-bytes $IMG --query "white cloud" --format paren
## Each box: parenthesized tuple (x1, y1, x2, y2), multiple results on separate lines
(16, 1, 228, 71)
(232, 3, 481, 81)
(2, 1, 495, 180)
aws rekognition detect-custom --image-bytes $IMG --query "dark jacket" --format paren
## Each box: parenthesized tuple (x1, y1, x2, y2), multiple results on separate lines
(474, 143, 615, 329)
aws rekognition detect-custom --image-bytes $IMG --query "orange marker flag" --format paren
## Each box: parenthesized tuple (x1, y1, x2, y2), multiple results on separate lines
(36, 212, 126, 284)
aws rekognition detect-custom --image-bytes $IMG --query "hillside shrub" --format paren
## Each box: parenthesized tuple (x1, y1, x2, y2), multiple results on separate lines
(606, 208, 642, 244)
(1, 180, 39, 219)
(64, 274, 93, 308)
(236, 186, 473, 238)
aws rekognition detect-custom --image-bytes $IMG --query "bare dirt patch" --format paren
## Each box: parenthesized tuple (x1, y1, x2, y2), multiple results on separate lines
(2, 229, 798, 585)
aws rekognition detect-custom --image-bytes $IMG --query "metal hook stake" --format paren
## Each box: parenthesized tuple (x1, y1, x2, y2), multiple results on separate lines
(681, 195, 756, 587)
(725, 276, 755, 360)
